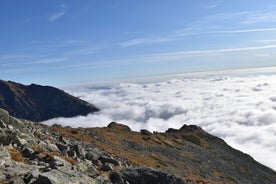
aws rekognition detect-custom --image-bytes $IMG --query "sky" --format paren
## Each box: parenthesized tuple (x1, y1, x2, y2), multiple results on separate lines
(2, 0, 276, 86)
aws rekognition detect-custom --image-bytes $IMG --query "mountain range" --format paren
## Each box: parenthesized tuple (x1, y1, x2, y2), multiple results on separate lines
(0, 80, 99, 122)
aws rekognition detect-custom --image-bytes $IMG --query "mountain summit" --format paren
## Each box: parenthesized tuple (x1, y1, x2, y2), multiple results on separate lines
(0, 80, 99, 121)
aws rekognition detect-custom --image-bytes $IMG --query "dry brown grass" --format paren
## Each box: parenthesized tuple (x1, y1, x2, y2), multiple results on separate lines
(0, 180, 9, 184)
(32, 144, 44, 153)
(48, 152, 77, 165)
(6, 147, 24, 162)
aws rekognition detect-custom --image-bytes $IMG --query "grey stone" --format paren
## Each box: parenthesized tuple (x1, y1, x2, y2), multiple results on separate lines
(7, 124, 13, 130)
(56, 143, 68, 153)
(95, 175, 110, 184)
(0, 120, 7, 128)
(0, 109, 9, 123)
(22, 147, 34, 158)
(140, 129, 152, 136)
(72, 144, 85, 157)
(85, 148, 102, 161)
(32, 174, 54, 184)
(9, 176, 25, 184)
(100, 164, 113, 171)
(110, 171, 124, 184)
(47, 142, 60, 152)
(67, 149, 76, 158)
(120, 167, 185, 184)
(99, 155, 121, 166)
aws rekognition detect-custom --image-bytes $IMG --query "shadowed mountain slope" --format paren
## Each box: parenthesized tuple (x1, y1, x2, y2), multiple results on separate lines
(0, 80, 99, 121)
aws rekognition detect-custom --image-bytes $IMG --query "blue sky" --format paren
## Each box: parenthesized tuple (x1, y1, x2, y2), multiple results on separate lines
(2, 0, 276, 86)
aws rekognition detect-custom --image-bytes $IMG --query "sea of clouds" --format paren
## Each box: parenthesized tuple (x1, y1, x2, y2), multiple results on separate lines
(44, 70, 276, 170)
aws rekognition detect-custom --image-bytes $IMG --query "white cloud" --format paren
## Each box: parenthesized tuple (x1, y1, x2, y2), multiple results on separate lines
(48, 10, 66, 22)
(256, 39, 276, 43)
(214, 28, 276, 33)
(26, 57, 66, 65)
(119, 37, 172, 48)
(43, 70, 276, 170)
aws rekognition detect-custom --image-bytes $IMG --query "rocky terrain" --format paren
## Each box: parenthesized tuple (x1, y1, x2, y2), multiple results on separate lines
(0, 80, 99, 122)
(0, 108, 275, 184)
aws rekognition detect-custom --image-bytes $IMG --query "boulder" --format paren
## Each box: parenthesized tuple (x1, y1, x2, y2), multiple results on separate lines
(99, 155, 121, 166)
(120, 167, 185, 184)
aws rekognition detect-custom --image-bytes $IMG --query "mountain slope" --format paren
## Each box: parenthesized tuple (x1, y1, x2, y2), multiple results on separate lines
(0, 108, 275, 183)
(54, 122, 276, 184)
(0, 79, 99, 121)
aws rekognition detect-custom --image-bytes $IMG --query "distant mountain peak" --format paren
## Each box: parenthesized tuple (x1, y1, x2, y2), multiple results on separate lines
(0, 79, 99, 121)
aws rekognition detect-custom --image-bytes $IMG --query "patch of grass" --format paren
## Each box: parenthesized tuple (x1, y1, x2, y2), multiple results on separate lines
(32, 144, 44, 153)
(7, 147, 24, 162)
(153, 139, 162, 145)
(150, 154, 167, 167)
(142, 136, 151, 142)
(71, 129, 79, 134)
(225, 175, 237, 183)
(162, 140, 174, 149)
(48, 152, 77, 165)
(182, 134, 201, 145)
(173, 138, 186, 146)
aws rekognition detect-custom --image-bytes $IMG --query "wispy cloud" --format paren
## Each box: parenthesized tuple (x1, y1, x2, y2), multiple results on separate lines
(242, 11, 276, 25)
(256, 39, 276, 43)
(150, 44, 276, 58)
(26, 57, 66, 65)
(206, 0, 220, 9)
(119, 27, 276, 48)
(119, 37, 172, 47)
(213, 27, 276, 33)
(1, 54, 33, 60)
(48, 10, 66, 22)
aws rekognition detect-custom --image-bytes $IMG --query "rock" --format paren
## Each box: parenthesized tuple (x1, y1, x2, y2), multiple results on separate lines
(50, 156, 72, 170)
(47, 142, 60, 152)
(15, 136, 27, 146)
(32, 174, 54, 184)
(0, 109, 9, 123)
(72, 144, 85, 158)
(107, 122, 131, 132)
(22, 147, 34, 158)
(100, 163, 113, 171)
(67, 149, 76, 158)
(120, 167, 185, 184)
(110, 171, 124, 184)
(95, 174, 110, 184)
(7, 124, 13, 130)
(8, 177, 25, 184)
(99, 155, 121, 166)
(56, 143, 68, 153)
(140, 129, 152, 136)
(0, 120, 7, 128)
(0, 146, 11, 168)
(9, 116, 25, 130)
(85, 148, 102, 161)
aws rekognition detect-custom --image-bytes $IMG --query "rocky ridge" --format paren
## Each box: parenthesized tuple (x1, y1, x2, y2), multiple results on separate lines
(0, 108, 276, 184)
(0, 108, 186, 184)
(0, 80, 99, 122)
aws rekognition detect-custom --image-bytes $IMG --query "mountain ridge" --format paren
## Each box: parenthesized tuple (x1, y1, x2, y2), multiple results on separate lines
(0, 108, 276, 183)
(0, 79, 99, 122)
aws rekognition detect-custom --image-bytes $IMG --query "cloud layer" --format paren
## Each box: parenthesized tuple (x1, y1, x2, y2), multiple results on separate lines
(44, 73, 276, 170)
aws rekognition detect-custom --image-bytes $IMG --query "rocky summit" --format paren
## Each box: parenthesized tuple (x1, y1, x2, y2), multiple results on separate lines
(0, 108, 275, 184)
(0, 80, 99, 122)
